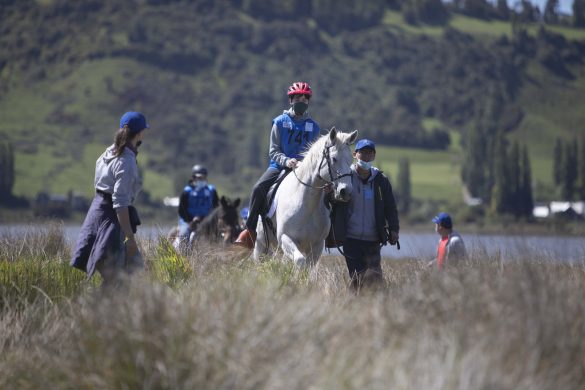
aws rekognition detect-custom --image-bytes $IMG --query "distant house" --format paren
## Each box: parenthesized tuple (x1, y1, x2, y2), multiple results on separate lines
(569, 202, 585, 215)
(163, 196, 180, 207)
(534, 201, 585, 220)
(550, 201, 585, 215)
(532, 204, 550, 218)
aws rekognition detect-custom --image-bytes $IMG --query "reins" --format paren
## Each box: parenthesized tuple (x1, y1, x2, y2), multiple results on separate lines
(292, 144, 352, 190)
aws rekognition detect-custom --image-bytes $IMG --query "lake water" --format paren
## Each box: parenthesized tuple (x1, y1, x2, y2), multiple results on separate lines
(1, 224, 584, 263)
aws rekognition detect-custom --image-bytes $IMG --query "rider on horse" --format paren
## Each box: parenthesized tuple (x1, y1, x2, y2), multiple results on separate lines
(235, 81, 321, 249)
(177, 164, 219, 244)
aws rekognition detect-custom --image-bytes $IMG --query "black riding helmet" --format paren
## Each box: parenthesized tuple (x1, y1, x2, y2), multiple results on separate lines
(192, 164, 208, 177)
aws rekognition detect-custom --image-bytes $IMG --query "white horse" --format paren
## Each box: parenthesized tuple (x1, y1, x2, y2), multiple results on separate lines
(254, 127, 358, 266)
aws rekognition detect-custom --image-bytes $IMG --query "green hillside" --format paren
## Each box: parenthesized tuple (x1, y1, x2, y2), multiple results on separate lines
(2, 0, 585, 216)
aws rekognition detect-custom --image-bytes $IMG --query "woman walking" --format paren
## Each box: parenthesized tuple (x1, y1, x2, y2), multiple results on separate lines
(71, 111, 148, 286)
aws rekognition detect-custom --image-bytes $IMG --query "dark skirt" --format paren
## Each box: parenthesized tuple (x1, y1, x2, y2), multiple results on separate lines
(70, 192, 122, 277)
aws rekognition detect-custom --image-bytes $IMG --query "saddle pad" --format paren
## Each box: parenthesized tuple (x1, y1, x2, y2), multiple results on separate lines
(265, 169, 290, 219)
(267, 189, 279, 219)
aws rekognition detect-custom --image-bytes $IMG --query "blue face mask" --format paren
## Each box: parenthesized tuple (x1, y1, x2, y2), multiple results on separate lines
(356, 159, 372, 170)
(195, 180, 207, 189)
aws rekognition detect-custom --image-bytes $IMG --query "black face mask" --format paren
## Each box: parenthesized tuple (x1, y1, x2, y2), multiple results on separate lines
(292, 102, 308, 115)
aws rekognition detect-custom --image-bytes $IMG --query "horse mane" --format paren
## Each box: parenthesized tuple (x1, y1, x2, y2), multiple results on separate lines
(196, 207, 221, 238)
(295, 130, 350, 178)
(195, 196, 241, 243)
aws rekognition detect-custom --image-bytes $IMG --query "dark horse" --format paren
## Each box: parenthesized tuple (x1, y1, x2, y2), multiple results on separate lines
(194, 196, 241, 244)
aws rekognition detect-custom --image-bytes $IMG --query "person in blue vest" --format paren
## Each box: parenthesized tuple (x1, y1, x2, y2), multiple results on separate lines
(239, 206, 250, 230)
(176, 164, 219, 243)
(235, 81, 321, 248)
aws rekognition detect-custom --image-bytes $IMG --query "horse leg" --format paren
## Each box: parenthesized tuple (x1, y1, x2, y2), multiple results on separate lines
(280, 234, 306, 267)
(253, 219, 267, 261)
(188, 231, 196, 248)
(306, 239, 325, 267)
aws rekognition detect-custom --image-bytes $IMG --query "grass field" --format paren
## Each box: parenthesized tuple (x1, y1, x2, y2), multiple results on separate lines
(0, 58, 218, 202)
(2, 224, 585, 389)
(376, 143, 462, 202)
(383, 9, 585, 41)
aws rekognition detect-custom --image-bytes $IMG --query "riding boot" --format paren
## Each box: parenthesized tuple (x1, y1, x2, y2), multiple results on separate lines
(235, 228, 256, 249)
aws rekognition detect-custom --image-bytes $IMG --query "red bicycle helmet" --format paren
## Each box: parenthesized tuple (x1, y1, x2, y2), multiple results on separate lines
(287, 82, 312, 97)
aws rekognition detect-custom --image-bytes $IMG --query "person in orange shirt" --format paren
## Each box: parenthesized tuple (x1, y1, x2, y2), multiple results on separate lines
(428, 212, 467, 270)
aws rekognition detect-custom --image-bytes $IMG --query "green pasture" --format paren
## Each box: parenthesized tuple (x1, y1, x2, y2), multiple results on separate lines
(12, 142, 175, 201)
(1, 58, 177, 201)
(382, 10, 507, 38)
(2, 58, 468, 204)
(376, 141, 462, 202)
(3, 112, 558, 207)
(382, 9, 585, 41)
(449, 15, 511, 38)
(382, 10, 444, 37)
(2, 17, 585, 208)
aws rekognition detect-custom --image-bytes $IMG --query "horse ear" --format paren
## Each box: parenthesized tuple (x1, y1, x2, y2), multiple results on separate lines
(329, 127, 337, 144)
(220, 196, 228, 208)
(349, 130, 358, 144)
(233, 198, 241, 208)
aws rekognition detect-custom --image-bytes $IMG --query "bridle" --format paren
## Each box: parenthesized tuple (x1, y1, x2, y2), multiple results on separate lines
(292, 143, 352, 190)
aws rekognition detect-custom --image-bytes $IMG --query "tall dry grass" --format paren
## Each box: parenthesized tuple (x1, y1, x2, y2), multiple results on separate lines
(1, 225, 585, 389)
(0, 223, 99, 308)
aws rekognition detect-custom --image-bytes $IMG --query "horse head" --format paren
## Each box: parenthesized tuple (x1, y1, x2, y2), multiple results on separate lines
(318, 127, 358, 202)
(195, 196, 241, 244)
(217, 196, 241, 243)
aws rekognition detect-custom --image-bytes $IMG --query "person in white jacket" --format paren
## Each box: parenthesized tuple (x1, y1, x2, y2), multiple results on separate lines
(428, 212, 467, 270)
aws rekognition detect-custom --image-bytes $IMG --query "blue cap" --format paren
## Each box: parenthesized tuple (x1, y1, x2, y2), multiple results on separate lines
(355, 139, 376, 152)
(240, 207, 249, 219)
(432, 212, 453, 229)
(120, 111, 148, 134)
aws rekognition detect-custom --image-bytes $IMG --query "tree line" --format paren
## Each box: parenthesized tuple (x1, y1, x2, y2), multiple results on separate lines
(462, 126, 534, 218)
(0, 139, 15, 205)
(553, 136, 585, 201)
(400, 0, 585, 27)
